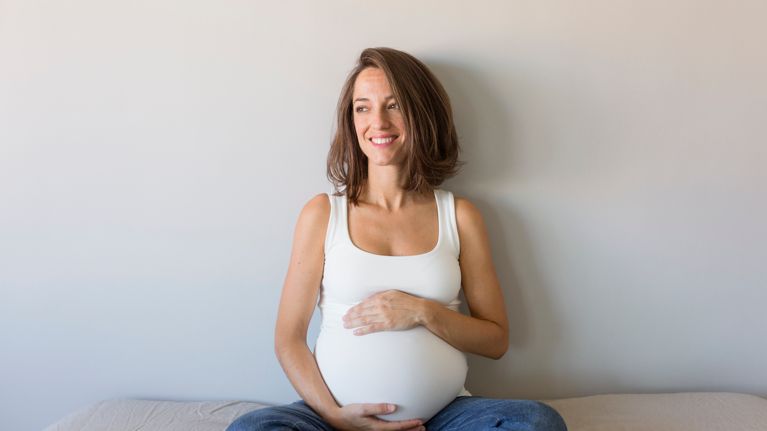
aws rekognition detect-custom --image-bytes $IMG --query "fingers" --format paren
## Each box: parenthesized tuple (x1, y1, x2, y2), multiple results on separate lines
(347, 291, 400, 318)
(359, 315, 410, 334)
(344, 304, 377, 321)
(353, 323, 385, 336)
(343, 314, 391, 329)
(361, 403, 396, 416)
(343, 312, 373, 328)
(361, 404, 424, 430)
(343, 290, 419, 334)
(342, 403, 424, 431)
(344, 313, 386, 334)
(345, 302, 371, 318)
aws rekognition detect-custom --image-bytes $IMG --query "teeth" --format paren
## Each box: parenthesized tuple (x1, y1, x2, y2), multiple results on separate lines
(372, 136, 395, 144)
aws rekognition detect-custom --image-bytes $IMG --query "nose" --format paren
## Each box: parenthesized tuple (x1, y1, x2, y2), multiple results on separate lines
(371, 107, 391, 129)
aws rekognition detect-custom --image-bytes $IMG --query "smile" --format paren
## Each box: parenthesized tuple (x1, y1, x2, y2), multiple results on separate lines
(370, 136, 397, 145)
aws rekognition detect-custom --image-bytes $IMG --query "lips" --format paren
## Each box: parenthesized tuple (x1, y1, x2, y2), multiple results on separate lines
(370, 135, 397, 146)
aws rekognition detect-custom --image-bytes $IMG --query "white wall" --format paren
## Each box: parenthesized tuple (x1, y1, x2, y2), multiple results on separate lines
(2, 1, 766, 430)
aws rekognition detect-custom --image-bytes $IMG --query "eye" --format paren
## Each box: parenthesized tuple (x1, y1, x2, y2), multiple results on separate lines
(388, 102, 400, 110)
(355, 106, 368, 113)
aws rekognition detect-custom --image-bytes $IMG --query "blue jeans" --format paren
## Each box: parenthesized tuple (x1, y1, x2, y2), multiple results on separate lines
(226, 396, 568, 430)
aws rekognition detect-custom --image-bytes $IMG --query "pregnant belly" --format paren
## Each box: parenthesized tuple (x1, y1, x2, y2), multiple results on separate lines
(314, 325, 468, 422)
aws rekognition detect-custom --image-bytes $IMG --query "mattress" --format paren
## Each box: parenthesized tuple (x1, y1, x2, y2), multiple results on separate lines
(43, 392, 767, 431)
(545, 392, 767, 431)
(43, 399, 270, 431)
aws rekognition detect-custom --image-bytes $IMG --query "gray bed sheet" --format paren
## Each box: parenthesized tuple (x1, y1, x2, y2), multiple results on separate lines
(44, 392, 767, 431)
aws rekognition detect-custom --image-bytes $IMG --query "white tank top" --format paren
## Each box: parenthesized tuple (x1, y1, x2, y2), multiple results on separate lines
(313, 188, 471, 423)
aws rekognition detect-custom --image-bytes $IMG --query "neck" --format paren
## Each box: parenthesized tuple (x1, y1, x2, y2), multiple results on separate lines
(363, 163, 428, 211)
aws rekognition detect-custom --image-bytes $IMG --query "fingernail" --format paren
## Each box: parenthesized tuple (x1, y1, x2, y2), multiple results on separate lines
(388, 404, 395, 412)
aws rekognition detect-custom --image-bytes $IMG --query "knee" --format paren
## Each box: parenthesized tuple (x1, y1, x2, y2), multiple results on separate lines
(523, 401, 567, 431)
(225, 407, 294, 431)
(484, 399, 567, 431)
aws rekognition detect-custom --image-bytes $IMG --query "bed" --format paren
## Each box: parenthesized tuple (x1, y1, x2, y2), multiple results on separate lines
(43, 392, 767, 431)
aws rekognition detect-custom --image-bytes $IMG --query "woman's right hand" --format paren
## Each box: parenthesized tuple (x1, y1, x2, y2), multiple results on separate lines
(328, 403, 426, 431)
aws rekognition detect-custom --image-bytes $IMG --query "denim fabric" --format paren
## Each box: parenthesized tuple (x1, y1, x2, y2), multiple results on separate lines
(226, 396, 567, 431)
(424, 396, 567, 431)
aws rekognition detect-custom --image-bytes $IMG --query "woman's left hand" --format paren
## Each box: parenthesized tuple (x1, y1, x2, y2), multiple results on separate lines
(342, 290, 427, 335)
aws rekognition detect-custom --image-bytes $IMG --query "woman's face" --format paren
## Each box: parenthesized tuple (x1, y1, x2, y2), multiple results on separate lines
(352, 67, 407, 167)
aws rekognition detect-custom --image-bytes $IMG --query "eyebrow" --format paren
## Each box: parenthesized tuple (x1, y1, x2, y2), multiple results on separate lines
(353, 95, 395, 103)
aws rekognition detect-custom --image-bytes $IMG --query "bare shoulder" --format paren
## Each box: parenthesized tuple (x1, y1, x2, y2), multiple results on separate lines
(299, 193, 330, 223)
(453, 194, 493, 261)
(454, 195, 487, 236)
(290, 193, 331, 255)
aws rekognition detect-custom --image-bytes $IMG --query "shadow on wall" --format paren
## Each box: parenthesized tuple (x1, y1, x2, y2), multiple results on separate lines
(426, 59, 514, 186)
(426, 59, 571, 399)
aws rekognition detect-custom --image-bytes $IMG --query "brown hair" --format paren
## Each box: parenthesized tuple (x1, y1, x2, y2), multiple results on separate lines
(326, 47, 465, 206)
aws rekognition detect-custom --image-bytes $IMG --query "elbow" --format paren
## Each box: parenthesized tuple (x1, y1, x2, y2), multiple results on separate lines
(274, 338, 294, 372)
(274, 333, 294, 358)
(274, 336, 284, 358)
(273, 336, 284, 361)
(274, 338, 295, 365)
(489, 342, 508, 360)
(273, 327, 290, 359)
(492, 343, 509, 360)
(490, 327, 509, 360)
(274, 329, 306, 359)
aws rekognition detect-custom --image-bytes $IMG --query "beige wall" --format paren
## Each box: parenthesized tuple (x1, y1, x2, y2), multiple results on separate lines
(1, 1, 765, 430)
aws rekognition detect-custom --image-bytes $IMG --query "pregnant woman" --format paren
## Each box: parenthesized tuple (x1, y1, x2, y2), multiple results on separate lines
(227, 47, 567, 431)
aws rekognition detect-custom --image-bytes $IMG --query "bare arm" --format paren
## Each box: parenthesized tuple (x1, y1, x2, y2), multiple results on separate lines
(274, 194, 425, 431)
(338, 196, 509, 359)
(416, 197, 509, 359)
(273, 194, 341, 421)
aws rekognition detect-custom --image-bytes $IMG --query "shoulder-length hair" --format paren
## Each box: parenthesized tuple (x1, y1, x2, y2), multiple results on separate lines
(326, 47, 465, 206)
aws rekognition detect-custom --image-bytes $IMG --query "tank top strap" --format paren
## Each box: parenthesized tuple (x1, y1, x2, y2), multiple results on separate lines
(324, 191, 346, 256)
(326, 189, 459, 258)
(436, 188, 460, 258)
